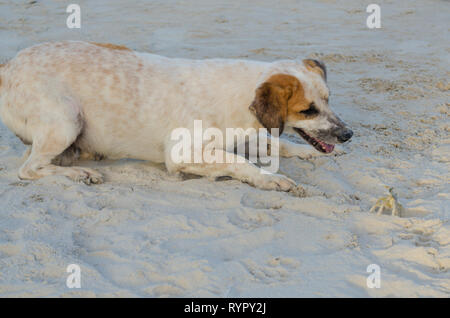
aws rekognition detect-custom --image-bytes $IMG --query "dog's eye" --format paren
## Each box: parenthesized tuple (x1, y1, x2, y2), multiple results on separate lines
(300, 103, 319, 116)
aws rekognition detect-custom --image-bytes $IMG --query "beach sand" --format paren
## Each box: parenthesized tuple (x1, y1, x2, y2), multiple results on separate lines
(0, 0, 448, 297)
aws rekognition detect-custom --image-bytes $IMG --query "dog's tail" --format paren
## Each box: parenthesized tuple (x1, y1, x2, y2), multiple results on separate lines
(0, 63, 6, 96)
(0, 63, 4, 92)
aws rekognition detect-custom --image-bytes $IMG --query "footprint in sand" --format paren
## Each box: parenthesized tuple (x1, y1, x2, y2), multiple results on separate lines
(241, 257, 301, 284)
(240, 192, 285, 210)
(228, 207, 281, 230)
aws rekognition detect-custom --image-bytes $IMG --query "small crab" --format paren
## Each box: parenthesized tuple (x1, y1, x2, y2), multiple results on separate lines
(369, 187, 404, 217)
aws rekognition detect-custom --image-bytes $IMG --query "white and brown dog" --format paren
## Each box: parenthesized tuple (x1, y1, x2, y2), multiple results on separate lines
(0, 41, 352, 191)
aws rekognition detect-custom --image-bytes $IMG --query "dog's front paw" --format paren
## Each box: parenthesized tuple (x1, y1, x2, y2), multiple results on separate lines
(252, 173, 297, 192)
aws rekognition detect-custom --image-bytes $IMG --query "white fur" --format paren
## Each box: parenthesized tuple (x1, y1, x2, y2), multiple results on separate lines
(0, 41, 329, 190)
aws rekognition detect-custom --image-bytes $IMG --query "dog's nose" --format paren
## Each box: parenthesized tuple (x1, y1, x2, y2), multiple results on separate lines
(338, 129, 353, 142)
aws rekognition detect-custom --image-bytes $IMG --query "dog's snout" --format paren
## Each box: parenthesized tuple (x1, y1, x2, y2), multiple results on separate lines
(338, 129, 353, 143)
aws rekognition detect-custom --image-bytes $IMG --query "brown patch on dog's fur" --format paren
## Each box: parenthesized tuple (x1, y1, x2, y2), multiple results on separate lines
(303, 59, 327, 81)
(90, 42, 131, 51)
(250, 74, 312, 134)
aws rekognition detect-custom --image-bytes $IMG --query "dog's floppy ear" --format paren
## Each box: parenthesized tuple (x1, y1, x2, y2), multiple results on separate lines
(303, 59, 327, 81)
(249, 74, 297, 135)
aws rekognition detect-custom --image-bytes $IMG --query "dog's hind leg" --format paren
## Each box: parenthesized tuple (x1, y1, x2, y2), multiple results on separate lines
(21, 147, 31, 163)
(17, 98, 103, 184)
(19, 129, 103, 185)
(51, 144, 81, 166)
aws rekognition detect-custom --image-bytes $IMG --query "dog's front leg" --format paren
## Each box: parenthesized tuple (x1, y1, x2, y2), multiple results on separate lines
(165, 146, 296, 192)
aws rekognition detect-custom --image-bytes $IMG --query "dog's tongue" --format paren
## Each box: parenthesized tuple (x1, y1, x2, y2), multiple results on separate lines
(318, 140, 335, 153)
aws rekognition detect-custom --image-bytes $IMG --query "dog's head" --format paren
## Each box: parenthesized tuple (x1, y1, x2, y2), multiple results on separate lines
(249, 59, 353, 153)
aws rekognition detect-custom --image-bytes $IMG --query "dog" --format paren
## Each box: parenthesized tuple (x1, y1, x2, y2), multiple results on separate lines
(0, 41, 352, 191)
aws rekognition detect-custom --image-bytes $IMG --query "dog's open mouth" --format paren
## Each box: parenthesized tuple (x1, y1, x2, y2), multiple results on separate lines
(293, 128, 335, 153)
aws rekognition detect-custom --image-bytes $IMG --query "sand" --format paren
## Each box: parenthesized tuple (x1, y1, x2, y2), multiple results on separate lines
(0, 0, 449, 297)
